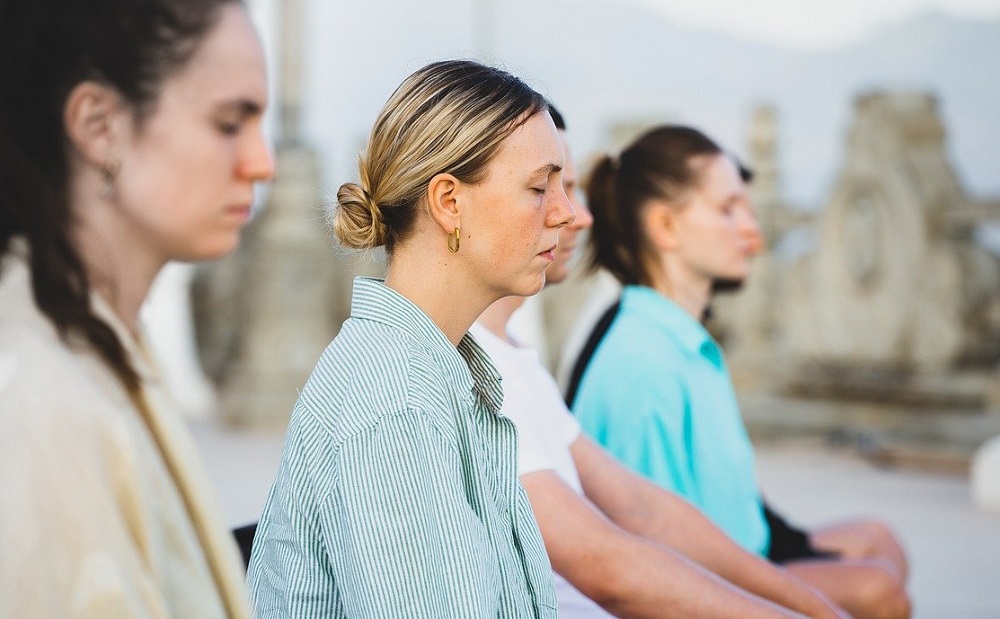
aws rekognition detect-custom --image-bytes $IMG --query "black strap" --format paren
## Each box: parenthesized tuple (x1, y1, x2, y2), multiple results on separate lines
(564, 301, 621, 409)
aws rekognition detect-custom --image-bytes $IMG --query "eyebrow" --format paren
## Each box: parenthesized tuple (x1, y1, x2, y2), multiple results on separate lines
(218, 98, 264, 116)
(532, 163, 563, 178)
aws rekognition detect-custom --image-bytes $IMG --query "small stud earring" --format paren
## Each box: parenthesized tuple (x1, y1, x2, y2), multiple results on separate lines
(101, 161, 120, 199)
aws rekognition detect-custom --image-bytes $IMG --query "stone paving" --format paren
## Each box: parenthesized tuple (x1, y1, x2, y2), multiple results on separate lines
(756, 440, 1000, 619)
(189, 421, 1000, 619)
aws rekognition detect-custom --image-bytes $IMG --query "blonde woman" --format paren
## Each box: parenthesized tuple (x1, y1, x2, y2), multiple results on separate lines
(248, 60, 575, 618)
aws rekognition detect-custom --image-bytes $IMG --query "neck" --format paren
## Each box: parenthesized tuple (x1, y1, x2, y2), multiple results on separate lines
(477, 296, 526, 343)
(384, 244, 496, 347)
(70, 171, 165, 334)
(649, 261, 712, 321)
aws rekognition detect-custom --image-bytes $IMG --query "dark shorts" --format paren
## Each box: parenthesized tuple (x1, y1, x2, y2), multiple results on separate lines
(763, 503, 840, 564)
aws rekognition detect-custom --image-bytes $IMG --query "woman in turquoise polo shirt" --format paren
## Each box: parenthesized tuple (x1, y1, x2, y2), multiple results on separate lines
(248, 60, 575, 618)
(571, 125, 911, 619)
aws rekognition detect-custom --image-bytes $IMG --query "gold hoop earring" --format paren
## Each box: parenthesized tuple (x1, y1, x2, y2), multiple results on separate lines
(447, 227, 460, 253)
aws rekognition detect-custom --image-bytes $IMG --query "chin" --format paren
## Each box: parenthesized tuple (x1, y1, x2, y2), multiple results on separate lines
(544, 264, 570, 285)
(182, 235, 242, 262)
(511, 273, 546, 298)
(722, 262, 751, 281)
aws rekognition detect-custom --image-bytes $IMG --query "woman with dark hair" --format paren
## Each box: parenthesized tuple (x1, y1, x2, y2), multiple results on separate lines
(0, 0, 273, 616)
(249, 60, 573, 618)
(571, 125, 911, 619)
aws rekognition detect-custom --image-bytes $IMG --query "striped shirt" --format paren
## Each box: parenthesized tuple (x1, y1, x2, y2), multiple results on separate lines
(248, 277, 557, 618)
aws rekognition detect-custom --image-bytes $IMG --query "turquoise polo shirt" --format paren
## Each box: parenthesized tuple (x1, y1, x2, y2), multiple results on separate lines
(573, 285, 769, 555)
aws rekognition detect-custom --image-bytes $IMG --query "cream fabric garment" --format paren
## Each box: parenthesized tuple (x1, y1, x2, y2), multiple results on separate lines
(0, 242, 250, 618)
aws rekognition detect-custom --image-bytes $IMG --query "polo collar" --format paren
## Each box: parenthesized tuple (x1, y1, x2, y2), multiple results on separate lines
(620, 285, 723, 368)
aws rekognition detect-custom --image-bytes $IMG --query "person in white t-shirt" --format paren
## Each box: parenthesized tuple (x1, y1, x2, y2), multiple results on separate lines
(472, 105, 849, 619)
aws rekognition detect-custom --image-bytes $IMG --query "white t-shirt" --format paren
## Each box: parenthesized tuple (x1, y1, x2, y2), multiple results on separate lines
(471, 323, 614, 619)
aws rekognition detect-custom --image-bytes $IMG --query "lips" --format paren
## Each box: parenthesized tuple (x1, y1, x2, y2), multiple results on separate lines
(226, 202, 253, 219)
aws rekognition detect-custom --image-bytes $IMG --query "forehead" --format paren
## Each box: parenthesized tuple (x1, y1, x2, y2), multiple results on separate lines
(158, 4, 267, 107)
(696, 154, 742, 197)
(490, 111, 564, 174)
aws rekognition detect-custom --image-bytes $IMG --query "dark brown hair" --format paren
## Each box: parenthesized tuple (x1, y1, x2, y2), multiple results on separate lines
(0, 0, 241, 395)
(585, 125, 723, 286)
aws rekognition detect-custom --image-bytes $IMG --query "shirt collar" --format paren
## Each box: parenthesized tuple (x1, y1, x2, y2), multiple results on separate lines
(620, 285, 723, 368)
(350, 277, 504, 413)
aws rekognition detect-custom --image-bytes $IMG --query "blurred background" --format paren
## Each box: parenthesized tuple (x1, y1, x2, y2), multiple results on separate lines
(140, 0, 1000, 616)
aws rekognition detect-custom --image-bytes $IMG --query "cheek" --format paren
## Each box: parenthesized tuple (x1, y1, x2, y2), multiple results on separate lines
(491, 202, 541, 246)
(137, 117, 233, 181)
(126, 130, 197, 187)
(118, 146, 224, 234)
(492, 231, 535, 264)
(124, 164, 192, 222)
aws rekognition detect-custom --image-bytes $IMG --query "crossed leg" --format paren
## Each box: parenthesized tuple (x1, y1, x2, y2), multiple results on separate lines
(809, 518, 909, 581)
(784, 557, 911, 619)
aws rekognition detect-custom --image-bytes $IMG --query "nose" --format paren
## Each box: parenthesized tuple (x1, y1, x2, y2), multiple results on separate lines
(548, 184, 576, 229)
(238, 126, 275, 182)
(567, 193, 594, 232)
(737, 203, 764, 255)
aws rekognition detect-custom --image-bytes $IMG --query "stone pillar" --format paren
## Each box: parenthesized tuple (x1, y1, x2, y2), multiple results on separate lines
(144, 263, 219, 418)
(209, 0, 342, 428)
(278, 0, 303, 147)
(218, 147, 338, 428)
(711, 103, 784, 360)
(747, 104, 782, 247)
(732, 104, 784, 352)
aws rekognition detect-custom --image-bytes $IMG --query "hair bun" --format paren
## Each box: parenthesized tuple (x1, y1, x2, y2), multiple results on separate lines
(333, 182, 388, 249)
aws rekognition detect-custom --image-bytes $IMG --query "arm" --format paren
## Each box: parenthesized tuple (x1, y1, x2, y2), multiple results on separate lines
(521, 469, 816, 619)
(250, 406, 501, 618)
(247, 409, 336, 618)
(571, 436, 848, 619)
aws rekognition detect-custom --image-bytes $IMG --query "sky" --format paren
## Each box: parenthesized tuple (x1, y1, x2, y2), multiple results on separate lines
(575, 0, 1000, 50)
(239, 0, 1000, 208)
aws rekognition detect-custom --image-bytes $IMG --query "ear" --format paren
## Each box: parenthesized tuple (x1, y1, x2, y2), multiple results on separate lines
(643, 201, 681, 252)
(63, 81, 127, 167)
(425, 172, 463, 235)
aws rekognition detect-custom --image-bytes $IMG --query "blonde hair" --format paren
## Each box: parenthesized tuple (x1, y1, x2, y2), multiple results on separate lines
(333, 60, 548, 252)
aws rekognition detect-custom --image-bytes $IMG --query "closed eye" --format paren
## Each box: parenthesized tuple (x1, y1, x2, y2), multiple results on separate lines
(214, 99, 263, 137)
(216, 121, 242, 135)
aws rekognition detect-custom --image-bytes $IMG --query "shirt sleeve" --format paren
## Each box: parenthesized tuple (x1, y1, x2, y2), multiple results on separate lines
(247, 404, 340, 618)
(249, 405, 500, 618)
